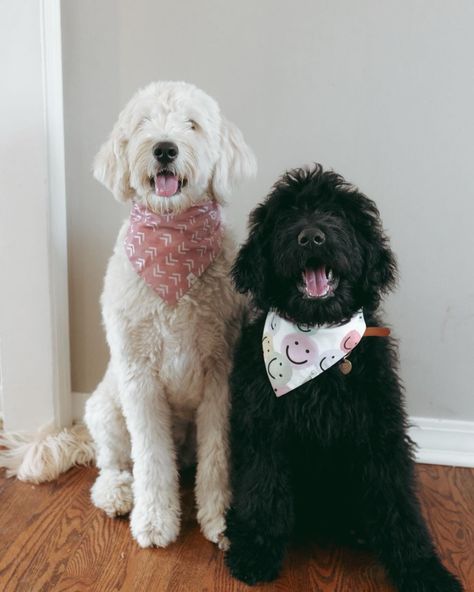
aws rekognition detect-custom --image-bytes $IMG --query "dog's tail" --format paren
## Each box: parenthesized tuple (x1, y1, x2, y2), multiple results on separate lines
(0, 423, 95, 483)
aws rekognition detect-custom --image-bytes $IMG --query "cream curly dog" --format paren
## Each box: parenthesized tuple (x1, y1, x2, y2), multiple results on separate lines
(85, 81, 256, 548)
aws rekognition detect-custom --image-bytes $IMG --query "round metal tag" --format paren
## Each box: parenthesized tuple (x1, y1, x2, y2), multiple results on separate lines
(339, 359, 352, 375)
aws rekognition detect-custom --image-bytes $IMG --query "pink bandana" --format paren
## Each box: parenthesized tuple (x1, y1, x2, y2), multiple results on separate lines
(125, 200, 223, 304)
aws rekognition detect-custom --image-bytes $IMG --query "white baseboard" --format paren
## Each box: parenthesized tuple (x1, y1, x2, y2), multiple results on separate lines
(72, 393, 474, 468)
(409, 417, 474, 468)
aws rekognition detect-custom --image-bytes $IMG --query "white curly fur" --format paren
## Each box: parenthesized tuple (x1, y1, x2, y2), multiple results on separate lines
(0, 423, 94, 483)
(85, 81, 256, 548)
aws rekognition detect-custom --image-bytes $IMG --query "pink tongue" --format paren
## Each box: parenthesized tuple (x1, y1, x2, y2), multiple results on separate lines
(303, 267, 329, 297)
(155, 174, 179, 197)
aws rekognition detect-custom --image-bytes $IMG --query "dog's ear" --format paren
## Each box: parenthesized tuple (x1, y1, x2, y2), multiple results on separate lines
(364, 234, 398, 297)
(346, 191, 398, 300)
(93, 108, 134, 202)
(232, 201, 268, 295)
(211, 118, 257, 201)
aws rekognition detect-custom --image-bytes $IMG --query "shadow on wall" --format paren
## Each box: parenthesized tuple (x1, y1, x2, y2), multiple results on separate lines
(63, 0, 126, 393)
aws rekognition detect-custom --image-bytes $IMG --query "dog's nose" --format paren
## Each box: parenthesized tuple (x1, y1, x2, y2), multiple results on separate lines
(297, 227, 326, 246)
(153, 141, 179, 163)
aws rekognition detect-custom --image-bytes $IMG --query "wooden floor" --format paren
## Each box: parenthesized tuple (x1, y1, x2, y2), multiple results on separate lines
(0, 465, 472, 592)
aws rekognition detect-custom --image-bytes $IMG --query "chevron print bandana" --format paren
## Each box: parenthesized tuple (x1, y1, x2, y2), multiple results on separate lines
(263, 310, 366, 396)
(125, 200, 223, 304)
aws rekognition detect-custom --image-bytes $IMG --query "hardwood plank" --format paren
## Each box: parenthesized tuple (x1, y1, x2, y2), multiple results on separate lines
(417, 465, 474, 588)
(0, 465, 472, 591)
(0, 469, 97, 592)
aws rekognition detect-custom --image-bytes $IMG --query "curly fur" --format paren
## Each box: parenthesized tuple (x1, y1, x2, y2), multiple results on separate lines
(85, 81, 256, 548)
(224, 165, 462, 591)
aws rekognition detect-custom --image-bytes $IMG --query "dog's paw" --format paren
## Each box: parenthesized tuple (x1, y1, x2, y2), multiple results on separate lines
(130, 501, 180, 548)
(217, 533, 230, 552)
(398, 558, 463, 592)
(225, 537, 283, 585)
(91, 469, 133, 517)
(197, 507, 226, 546)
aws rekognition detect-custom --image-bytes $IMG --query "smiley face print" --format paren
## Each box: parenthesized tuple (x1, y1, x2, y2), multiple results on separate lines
(340, 330, 362, 353)
(281, 333, 318, 368)
(316, 349, 343, 372)
(266, 352, 293, 387)
(295, 322, 318, 335)
(262, 334, 274, 361)
(268, 313, 281, 334)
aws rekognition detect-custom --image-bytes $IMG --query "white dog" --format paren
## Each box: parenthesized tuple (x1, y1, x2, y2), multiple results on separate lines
(84, 81, 256, 548)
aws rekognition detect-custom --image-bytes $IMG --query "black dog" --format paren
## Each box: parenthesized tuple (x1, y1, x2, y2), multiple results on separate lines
(224, 165, 462, 591)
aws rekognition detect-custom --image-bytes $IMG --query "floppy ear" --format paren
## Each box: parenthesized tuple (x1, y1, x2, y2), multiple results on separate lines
(232, 201, 268, 295)
(347, 192, 398, 300)
(93, 109, 134, 202)
(364, 235, 398, 297)
(211, 118, 257, 201)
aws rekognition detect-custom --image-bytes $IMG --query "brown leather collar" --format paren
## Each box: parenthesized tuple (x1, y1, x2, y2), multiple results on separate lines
(363, 327, 391, 337)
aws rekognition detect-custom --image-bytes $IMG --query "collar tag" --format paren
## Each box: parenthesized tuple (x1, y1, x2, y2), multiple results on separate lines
(339, 357, 353, 375)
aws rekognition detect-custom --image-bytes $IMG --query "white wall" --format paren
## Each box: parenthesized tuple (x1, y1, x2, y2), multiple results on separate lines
(62, 0, 474, 421)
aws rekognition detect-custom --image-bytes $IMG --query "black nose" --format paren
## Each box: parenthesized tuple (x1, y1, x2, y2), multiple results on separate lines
(297, 227, 326, 246)
(153, 141, 179, 163)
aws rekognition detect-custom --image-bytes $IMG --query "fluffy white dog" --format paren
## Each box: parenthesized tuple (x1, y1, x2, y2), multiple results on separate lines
(84, 81, 256, 548)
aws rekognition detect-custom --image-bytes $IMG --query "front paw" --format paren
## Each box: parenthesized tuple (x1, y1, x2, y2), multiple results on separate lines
(130, 501, 180, 548)
(197, 506, 226, 547)
(399, 558, 463, 592)
(225, 536, 284, 585)
(91, 469, 133, 517)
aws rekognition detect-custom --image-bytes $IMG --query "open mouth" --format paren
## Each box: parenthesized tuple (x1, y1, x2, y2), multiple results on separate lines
(150, 170, 187, 198)
(300, 265, 339, 299)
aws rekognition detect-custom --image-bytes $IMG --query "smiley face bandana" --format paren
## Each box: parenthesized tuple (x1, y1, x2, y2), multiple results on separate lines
(262, 310, 366, 396)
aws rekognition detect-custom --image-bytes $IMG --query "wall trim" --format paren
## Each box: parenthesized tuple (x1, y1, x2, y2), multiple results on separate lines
(408, 417, 474, 468)
(41, 0, 72, 428)
(72, 393, 474, 468)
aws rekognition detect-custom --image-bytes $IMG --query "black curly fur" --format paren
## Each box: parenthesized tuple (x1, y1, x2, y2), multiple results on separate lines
(224, 165, 463, 591)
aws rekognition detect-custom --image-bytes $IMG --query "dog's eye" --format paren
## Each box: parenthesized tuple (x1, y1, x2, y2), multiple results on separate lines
(188, 119, 198, 130)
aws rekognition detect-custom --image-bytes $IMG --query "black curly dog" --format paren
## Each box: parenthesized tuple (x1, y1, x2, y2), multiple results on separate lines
(224, 165, 462, 591)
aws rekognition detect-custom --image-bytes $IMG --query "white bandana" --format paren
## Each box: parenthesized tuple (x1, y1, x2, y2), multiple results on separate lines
(263, 310, 366, 396)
